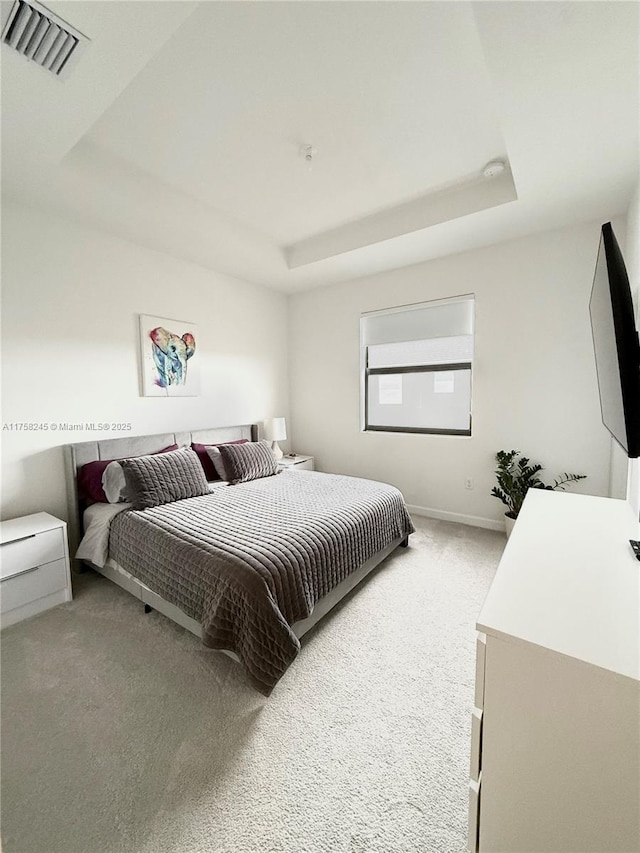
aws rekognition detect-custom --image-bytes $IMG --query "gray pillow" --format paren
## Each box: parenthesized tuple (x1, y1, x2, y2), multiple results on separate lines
(217, 440, 277, 485)
(120, 447, 209, 510)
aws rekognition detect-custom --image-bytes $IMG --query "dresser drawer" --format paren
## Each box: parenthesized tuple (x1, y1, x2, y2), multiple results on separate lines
(467, 775, 481, 853)
(470, 707, 483, 782)
(1, 558, 68, 613)
(0, 527, 65, 580)
(474, 632, 486, 709)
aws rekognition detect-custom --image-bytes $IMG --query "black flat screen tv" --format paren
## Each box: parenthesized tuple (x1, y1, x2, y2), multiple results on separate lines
(589, 222, 640, 458)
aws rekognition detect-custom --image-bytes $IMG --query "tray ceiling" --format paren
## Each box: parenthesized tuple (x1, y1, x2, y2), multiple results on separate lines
(1, 1, 637, 292)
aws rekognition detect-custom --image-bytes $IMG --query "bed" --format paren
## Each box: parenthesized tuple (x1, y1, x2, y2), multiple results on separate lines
(65, 425, 414, 694)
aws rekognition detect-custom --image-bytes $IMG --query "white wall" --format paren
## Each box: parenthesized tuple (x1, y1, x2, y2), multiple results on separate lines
(1, 201, 289, 522)
(3, 201, 631, 530)
(289, 221, 614, 528)
(624, 178, 640, 518)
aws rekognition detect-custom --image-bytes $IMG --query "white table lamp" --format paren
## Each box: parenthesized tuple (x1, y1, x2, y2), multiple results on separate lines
(263, 417, 287, 461)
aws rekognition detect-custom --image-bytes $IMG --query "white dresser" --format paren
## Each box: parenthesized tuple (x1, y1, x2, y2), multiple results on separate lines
(1, 512, 72, 629)
(469, 489, 640, 853)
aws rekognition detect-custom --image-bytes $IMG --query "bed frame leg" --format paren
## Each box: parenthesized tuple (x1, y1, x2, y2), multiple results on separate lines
(400, 537, 409, 548)
(144, 603, 153, 614)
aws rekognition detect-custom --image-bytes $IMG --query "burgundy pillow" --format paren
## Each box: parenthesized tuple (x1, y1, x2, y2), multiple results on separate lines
(191, 439, 249, 481)
(78, 444, 178, 504)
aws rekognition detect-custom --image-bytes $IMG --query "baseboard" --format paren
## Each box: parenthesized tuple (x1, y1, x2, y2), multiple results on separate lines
(406, 504, 505, 533)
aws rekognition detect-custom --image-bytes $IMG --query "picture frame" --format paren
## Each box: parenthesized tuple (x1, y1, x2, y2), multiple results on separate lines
(139, 314, 200, 397)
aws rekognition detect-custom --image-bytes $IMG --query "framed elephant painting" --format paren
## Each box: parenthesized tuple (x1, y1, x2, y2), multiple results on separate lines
(139, 314, 200, 397)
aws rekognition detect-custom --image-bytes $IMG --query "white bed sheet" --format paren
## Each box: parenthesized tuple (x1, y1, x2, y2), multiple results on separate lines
(76, 481, 230, 568)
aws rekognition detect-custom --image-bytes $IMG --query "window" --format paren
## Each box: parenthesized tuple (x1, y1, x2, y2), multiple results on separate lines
(361, 295, 474, 435)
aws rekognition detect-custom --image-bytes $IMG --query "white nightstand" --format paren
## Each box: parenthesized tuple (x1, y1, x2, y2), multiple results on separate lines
(1, 512, 72, 629)
(278, 455, 315, 471)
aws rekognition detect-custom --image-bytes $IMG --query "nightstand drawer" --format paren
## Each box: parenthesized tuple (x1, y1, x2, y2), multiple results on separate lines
(291, 458, 313, 470)
(1, 558, 68, 613)
(278, 455, 315, 471)
(0, 527, 65, 580)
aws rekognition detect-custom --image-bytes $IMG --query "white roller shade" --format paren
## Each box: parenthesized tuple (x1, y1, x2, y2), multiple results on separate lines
(368, 334, 473, 368)
(362, 296, 474, 347)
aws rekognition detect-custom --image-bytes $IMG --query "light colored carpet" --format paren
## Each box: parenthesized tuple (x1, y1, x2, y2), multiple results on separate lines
(1, 516, 503, 853)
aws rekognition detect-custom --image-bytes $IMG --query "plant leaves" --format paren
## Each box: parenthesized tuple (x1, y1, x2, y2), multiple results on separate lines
(492, 450, 586, 517)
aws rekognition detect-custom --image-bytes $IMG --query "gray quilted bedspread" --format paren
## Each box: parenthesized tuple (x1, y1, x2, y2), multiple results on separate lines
(108, 469, 414, 694)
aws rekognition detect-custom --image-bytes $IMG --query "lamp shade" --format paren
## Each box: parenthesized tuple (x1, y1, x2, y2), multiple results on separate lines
(263, 417, 287, 442)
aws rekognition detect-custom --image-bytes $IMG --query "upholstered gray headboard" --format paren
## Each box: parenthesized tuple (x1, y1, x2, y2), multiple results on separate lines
(63, 424, 258, 564)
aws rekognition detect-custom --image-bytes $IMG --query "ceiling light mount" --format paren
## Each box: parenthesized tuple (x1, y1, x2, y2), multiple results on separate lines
(300, 144, 317, 163)
(483, 159, 506, 179)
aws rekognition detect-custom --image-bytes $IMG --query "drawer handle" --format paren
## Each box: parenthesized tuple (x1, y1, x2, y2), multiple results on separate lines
(3, 564, 41, 580)
(1, 534, 37, 546)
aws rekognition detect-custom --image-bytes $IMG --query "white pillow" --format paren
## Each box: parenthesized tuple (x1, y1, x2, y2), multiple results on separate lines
(101, 461, 129, 503)
(205, 446, 229, 481)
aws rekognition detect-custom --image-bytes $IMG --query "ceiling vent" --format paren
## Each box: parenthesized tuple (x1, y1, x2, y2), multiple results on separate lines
(1, 0, 88, 80)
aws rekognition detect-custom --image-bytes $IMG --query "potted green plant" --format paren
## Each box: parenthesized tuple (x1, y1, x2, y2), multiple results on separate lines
(491, 450, 586, 537)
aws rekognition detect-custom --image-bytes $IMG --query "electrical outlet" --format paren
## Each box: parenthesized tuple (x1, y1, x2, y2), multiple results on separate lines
(465, 477, 474, 490)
